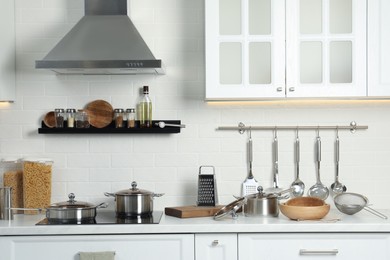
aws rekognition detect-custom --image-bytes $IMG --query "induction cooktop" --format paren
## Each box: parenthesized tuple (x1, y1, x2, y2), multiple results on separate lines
(36, 211, 163, 225)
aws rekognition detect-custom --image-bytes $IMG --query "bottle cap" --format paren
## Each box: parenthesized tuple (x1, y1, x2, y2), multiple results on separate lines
(143, 86, 149, 94)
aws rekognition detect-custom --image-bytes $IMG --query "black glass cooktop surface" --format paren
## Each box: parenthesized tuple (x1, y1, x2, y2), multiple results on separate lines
(36, 211, 163, 225)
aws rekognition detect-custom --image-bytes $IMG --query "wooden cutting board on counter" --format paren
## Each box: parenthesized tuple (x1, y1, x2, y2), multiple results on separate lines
(165, 205, 224, 218)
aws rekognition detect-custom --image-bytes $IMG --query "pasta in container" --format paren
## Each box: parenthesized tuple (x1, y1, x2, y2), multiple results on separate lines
(22, 158, 53, 215)
(2, 158, 23, 213)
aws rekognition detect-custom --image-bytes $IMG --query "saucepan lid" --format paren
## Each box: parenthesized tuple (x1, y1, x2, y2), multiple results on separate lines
(214, 197, 245, 220)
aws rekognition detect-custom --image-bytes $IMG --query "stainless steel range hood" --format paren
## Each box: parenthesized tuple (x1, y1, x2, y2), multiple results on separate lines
(35, 0, 164, 75)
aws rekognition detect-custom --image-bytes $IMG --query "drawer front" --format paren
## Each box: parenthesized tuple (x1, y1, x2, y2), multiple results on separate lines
(0, 234, 194, 260)
(239, 233, 390, 260)
(196, 233, 238, 260)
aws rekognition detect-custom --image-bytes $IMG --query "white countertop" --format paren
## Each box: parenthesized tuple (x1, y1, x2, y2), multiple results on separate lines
(0, 209, 389, 236)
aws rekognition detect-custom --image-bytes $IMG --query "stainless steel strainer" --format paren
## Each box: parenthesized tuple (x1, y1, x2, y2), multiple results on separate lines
(334, 192, 387, 219)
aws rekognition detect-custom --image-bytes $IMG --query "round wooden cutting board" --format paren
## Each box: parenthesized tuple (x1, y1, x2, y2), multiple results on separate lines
(85, 100, 114, 128)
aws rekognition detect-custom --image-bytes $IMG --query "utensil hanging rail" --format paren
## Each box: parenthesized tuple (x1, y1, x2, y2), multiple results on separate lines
(217, 121, 367, 134)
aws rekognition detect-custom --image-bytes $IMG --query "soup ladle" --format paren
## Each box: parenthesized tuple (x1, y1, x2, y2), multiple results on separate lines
(330, 128, 347, 196)
(307, 129, 329, 200)
(290, 128, 305, 197)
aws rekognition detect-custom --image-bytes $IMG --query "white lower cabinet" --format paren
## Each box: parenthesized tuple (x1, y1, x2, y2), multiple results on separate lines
(238, 233, 390, 260)
(0, 234, 194, 260)
(195, 233, 237, 260)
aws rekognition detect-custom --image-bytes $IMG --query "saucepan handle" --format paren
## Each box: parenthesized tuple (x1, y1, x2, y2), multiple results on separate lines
(104, 192, 116, 197)
(153, 193, 165, 198)
(96, 202, 109, 209)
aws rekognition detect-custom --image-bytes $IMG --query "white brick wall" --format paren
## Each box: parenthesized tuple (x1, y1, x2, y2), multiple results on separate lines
(2, 0, 390, 210)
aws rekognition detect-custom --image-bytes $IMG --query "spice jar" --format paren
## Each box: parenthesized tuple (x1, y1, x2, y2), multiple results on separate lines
(66, 108, 76, 128)
(114, 108, 124, 128)
(75, 110, 90, 128)
(54, 108, 65, 128)
(126, 108, 136, 128)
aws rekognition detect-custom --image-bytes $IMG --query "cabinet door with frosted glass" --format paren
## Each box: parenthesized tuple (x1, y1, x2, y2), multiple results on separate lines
(368, 0, 390, 96)
(205, 0, 285, 100)
(286, 0, 367, 98)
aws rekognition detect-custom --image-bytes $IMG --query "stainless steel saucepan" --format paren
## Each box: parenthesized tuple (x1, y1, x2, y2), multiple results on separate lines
(105, 181, 164, 218)
(11, 193, 108, 224)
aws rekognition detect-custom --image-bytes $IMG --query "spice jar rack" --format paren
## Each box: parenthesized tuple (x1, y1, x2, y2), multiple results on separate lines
(38, 120, 182, 134)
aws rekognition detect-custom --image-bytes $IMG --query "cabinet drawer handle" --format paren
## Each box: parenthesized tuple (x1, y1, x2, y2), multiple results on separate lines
(212, 240, 219, 246)
(299, 249, 339, 255)
(276, 87, 283, 92)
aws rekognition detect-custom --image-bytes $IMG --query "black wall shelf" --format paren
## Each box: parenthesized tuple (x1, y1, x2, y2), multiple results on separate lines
(38, 120, 182, 134)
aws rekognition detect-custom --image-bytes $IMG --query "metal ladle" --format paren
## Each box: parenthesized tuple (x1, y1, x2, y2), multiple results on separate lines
(290, 128, 305, 197)
(307, 128, 329, 200)
(330, 128, 347, 196)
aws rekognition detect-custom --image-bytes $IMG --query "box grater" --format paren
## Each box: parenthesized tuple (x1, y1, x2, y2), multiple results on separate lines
(197, 166, 218, 206)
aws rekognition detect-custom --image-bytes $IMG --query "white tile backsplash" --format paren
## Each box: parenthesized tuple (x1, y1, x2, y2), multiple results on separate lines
(2, 0, 390, 210)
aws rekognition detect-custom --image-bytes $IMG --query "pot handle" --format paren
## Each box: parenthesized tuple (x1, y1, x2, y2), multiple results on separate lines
(104, 192, 116, 197)
(96, 202, 109, 209)
(153, 193, 165, 198)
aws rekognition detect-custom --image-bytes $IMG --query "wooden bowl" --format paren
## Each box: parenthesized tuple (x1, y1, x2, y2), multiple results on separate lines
(279, 197, 330, 220)
(43, 111, 56, 128)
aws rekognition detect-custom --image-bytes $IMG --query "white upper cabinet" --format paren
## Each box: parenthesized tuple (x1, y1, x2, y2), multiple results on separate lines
(368, 0, 390, 96)
(0, 0, 16, 101)
(206, 0, 286, 100)
(205, 0, 367, 100)
(286, 0, 367, 98)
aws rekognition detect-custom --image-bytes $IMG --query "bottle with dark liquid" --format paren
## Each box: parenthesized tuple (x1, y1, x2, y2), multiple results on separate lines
(139, 86, 152, 128)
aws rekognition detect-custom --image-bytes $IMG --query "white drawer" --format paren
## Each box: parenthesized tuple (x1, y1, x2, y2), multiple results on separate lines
(239, 233, 390, 260)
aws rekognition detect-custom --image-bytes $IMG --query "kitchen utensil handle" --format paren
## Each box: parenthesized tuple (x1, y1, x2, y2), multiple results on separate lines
(364, 206, 388, 219)
(274, 136, 278, 162)
(8, 207, 45, 212)
(248, 136, 253, 163)
(336, 136, 340, 163)
(295, 137, 300, 163)
(299, 249, 339, 255)
(317, 136, 321, 162)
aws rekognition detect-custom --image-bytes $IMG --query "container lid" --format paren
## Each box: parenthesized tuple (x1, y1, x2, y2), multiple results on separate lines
(49, 193, 96, 209)
(22, 157, 53, 163)
(115, 181, 153, 196)
(1, 157, 20, 163)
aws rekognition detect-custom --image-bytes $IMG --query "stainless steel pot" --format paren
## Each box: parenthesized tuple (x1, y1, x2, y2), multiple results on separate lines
(244, 189, 279, 217)
(104, 181, 164, 218)
(244, 187, 294, 217)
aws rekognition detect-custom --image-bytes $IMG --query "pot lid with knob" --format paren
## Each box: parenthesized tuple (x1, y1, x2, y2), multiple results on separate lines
(49, 193, 97, 209)
(114, 181, 155, 196)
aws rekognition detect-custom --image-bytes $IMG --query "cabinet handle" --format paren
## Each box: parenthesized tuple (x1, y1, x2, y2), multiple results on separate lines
(289, 87, 295, 92)
(299, 249, 339, 255)
(212, 240, 219, 246)
(276, 87, 283, 92)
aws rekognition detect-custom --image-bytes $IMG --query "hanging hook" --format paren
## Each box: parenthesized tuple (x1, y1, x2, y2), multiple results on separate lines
(317, 126, 320, 137)
(336, 126, 339, 138)
(249, 126, 252, 138)
(274, 126, 278, 139)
